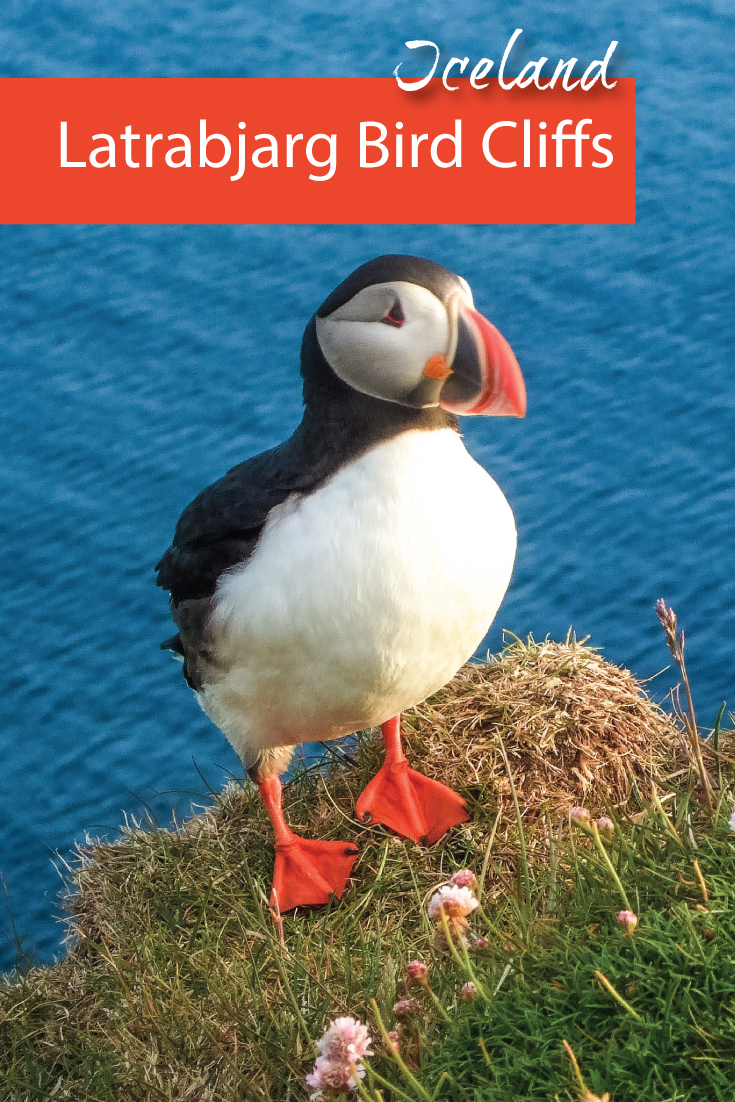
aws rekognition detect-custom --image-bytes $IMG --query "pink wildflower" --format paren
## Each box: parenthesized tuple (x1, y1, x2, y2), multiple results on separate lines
(306, 1016, 373, 1098)
(406, 960, 429, 984)
(386, 1030, 400, 1050)
(473, 937, 489, 950)
(460, 982, 477, 1000)
(315, 1016, 372, 1064)
(729, 802, 735, 833)
(571, 806, 592, 826)
(616, 910, 638, 936)
(596, 816, 614, 839)
(428, 885, 479, 920)
(449, 869, 478, 890)
(392, 997, 422, 1020)
(306, 1056, 364, 1096)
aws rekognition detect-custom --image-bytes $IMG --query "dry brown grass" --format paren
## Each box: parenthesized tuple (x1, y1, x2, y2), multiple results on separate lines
(404, 635, 684, 815)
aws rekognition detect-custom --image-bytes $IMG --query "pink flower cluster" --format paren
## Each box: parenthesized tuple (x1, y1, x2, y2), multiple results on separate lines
(427, 870, 480, 947)
(616, 910, 638, 936)
(306, 1016, 373, 1098)
(428, 884, 479, 920)
(448, 869, 477, 890)
(429, 868, 478, 918)
(571, 808, 615, 838)
(392, 997, 422, 1020)
(407, 960, 429, 983)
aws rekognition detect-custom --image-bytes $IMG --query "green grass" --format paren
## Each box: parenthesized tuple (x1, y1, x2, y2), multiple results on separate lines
(0, 640, 733, 1102)
(408, 811, 735, 1101)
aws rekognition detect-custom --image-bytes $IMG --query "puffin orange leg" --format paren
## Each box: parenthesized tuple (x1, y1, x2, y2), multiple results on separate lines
(355, 715, 469, 845)
(258, 773, 359, 912)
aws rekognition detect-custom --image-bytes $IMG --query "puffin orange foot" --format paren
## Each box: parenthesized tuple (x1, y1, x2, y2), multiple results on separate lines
(356, 759, 469, 845)
(270, 837, 359, 912)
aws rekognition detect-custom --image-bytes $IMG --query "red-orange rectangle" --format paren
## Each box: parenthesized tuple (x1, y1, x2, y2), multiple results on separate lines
(0, 78, 635, 224)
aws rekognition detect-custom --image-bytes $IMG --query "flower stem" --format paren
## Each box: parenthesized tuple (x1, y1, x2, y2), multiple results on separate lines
(562, 1039, 588, 1095)
(359, 1067, 413, 1102)
(496, 737, 531, 920)
(692, 858, 708, 902)
(679, 638, 714, 812)
(438, 910, 491, 1003)
(478, 806, 502, 904)
(423, 982, 452, 1023)
(370, 1000, 434, 1102)
(649, 783, 684, 848)
(594, 969, 643, 1021)
(655, 600, 714, 812)
(589, 822, 632, 911)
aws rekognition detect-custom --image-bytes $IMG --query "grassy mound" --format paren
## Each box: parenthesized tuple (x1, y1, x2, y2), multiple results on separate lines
(404, 636, 681, 812)
(1, 638, 733, 1102)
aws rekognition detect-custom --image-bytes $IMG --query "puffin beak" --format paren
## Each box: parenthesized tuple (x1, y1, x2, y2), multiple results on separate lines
(440, 304, 526, 417)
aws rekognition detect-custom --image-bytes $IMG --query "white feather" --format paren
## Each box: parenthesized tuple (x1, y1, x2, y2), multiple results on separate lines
(199, 428, 516, 762)
(315, 281, 451, 404)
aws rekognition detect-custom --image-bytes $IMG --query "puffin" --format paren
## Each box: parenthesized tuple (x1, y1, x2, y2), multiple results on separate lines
(156, 254, 526, 913)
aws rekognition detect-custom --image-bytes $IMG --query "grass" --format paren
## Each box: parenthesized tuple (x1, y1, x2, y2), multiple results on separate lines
(0, 635, 733, 1102)
(416, 815, 735, 1101)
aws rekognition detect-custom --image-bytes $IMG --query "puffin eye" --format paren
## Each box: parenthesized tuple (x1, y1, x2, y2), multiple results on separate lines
(381, 299, 405, 327)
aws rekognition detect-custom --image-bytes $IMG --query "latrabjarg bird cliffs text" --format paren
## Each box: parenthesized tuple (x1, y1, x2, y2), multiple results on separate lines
(60, 116, 614, 181)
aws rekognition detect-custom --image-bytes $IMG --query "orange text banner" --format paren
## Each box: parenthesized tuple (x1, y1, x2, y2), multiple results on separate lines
(0, 78, 635, 224)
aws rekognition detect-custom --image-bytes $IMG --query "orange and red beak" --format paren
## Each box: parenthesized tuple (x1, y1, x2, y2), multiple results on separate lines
(439, 304, 526, 418)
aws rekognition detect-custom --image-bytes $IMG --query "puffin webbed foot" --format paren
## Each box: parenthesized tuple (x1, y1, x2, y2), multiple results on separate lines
(356, 757, 469, 845)
(257, 771, 358, 911)
(271, 836, 359, 912)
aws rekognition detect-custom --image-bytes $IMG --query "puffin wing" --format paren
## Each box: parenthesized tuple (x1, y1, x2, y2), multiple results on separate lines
(156, 431, 324, 607)
(155, 428, 347, 689)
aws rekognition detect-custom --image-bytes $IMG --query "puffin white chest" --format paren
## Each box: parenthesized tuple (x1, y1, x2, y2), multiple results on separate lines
(205, 428, 516, 752)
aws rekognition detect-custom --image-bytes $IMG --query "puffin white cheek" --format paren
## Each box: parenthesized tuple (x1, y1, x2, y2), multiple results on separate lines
(316, 313, 450, 404)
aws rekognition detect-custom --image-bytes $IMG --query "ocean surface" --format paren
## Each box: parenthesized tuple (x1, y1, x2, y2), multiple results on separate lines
(1, 0, 734, 971)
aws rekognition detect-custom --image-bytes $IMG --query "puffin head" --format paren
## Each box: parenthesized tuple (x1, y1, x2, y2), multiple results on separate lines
(312, 254, 526, 417)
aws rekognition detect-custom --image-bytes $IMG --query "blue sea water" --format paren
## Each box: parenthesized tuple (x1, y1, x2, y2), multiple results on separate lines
(1, 1, 734, 971)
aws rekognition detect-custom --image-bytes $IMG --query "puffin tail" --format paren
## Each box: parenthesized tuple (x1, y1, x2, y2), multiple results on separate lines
(160, 633, 185, 655)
